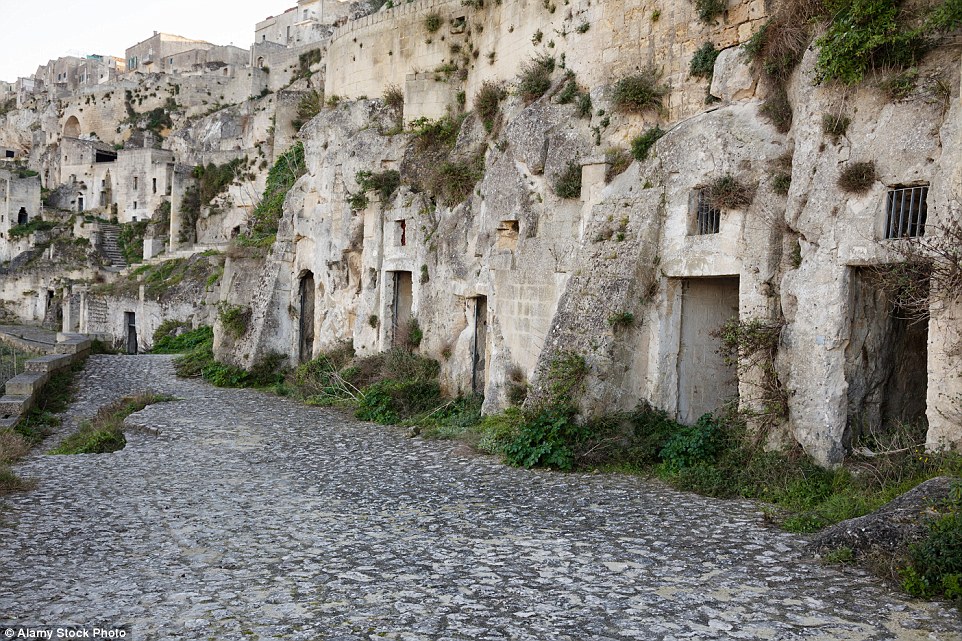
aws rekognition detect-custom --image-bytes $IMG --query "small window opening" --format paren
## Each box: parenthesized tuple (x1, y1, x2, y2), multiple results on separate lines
(133, 201, 138, 210)
(496, 220, 520, 249)
(398, 219, 407, 246)
(692, 189, 720, 235)
(884, 185, 928, 240)
(152, 178, 157, 194)
(133, 176, 138, 190)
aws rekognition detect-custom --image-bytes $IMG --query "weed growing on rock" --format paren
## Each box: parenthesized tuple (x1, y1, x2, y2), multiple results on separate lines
(553, 162, 583, 199)
(706, 174, 755, 209)
(630, 126, 665, 162)
(690, 42, 720, 80)
(838, 161, 877, 193)
(612, 67, 669, 115)
(517, 54, 556, 103)
(475, 81, 505, 132)
(822, 112, 852, 142)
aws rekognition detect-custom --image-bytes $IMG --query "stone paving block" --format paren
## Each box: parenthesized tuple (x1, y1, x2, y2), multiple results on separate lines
(0, 394, 32, 418)
(24, 353, 74, 374)
(0, 354, 960, 641)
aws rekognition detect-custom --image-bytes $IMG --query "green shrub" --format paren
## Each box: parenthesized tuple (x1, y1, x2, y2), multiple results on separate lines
(630, 126, 666, 162)
(837, 161, 877, 193)
(355, 169, 401, 204)
(355, 379, 443, 424)
(428, 152, 485, 204)
(217, 303, 251, 339)
(7, 219, 55, 240)
(152, 325, 213, 354)
(903, 485, 962, 599)
(694, 0, 727, 23)
(553, 161, 583, 199)
(291, 90, 322, 130)
(517, 54, 556, 103)
(117, 219, 149, 264)
(604, 148, 633, 183)
(690, 42, 720, 79)
(608, 311, 635, 328)
(815, 0, 925, 85)
(612, 67, 669, 114)
(502, 402, 585, 469)
(475, 81, 506, 132)
(660, 413, 723, 472)
(424, 11, 443, 32)
(772, 172, 792, 195)
(243, 142, 305, 245)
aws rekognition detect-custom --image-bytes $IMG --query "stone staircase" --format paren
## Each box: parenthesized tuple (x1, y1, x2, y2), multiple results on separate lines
(98, 224, 126, 269)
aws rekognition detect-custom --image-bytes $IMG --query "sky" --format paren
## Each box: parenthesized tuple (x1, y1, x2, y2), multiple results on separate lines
(0, 0, 292, 82)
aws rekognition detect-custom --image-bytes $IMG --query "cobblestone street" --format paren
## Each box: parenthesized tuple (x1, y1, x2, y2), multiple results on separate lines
(0, 355, 960, 640)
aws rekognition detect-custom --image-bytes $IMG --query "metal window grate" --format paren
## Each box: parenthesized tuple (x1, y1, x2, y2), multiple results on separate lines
(884, 185, 928, 239)
(693, 189, 720, 235)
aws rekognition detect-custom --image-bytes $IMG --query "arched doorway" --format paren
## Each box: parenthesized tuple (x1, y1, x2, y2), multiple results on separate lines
(299, 271, 315, 363)
(17, 207, 27, 225)
(63, 115, 81, 138)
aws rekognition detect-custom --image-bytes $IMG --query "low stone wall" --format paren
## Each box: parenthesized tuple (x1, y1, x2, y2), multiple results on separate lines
(0, 332, 91, 429)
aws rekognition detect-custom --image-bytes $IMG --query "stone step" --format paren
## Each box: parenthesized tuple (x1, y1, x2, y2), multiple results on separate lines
(0, 395, 33, 419)
(5, 372, 49, 397)
(25, 353, 74, 374)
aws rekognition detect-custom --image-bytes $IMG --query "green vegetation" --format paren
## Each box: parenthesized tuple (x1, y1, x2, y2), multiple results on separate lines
(630, 126, 665, 162)
(355, 169, 401, 205)
(294, 49, 322, 82)
(475, 81, 506, 132)
(404, 115, 485, 205)
(239, 142, 306, 247)
(151, 322, 212, 354)
(694, 0, 727, 23)
(553, 161, 583, 199)
(838, 160, 878, 193)
(612, 68, 669, 115)
(292, 90, 323, 130)
(902, 482, 962, 600)
(424, 11, 443, 32)
(823, 112, 852, 142)
(93, 254, 219, 301)
(690, 42, 720, 79)
(760, 86, 793, 133)
(51, 393, 174, 455)
(172, 326, 285, 389)
(217, 303, 251, 339)
(7, 219, 56, 240)
(117, 220, 149, 264)
(608, 311, 635, 328)
(517, 54, 556, 103)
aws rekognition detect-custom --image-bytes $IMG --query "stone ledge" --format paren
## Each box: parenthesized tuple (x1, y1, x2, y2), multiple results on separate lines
(5, 372, 50, 397)
(25, 353, 75, 374)
(0, 395, 34, 419)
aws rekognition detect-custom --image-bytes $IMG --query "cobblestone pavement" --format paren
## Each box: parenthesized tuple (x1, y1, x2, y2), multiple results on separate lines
(1, 355, 960, 640)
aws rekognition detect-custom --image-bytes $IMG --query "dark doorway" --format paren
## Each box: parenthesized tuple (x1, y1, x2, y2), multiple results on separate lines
(77, 196, 85, 212)
(677, 277, 740, 424)
(390, 271, 413, 347)
(125, 311, 138, 355)
(299, 271, 316, 363)
(845, 268, 928, 444)
(471, 296, 488, 394)
(17, 208, 27, 225)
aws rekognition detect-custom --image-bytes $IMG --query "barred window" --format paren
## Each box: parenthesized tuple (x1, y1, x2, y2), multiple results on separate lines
(884, 185, 928, 239)
(692, 189, 720, 235)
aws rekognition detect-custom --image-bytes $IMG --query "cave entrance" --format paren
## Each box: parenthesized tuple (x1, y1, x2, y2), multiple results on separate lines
(677, 276, 740, 424)
(471, 296, 488, 395)
(845, 267, 928, 447)
(299, 271, 315, 363)
(124, 311, 138, 355)
(390, 271, 413, 348)
(17, 207, 27, 225)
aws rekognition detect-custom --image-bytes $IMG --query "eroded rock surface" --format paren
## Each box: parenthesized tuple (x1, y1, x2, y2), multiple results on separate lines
(0, 355, 960, 640)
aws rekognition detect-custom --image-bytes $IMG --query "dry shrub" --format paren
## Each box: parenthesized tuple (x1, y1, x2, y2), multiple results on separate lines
(0, 429, 31, 464)
(744, 0, 823, 81)
(838, 161, 877, 193)
(605, 148, 633, 183)
(707, 174, 755, 209)
(760, 85, 793, 133)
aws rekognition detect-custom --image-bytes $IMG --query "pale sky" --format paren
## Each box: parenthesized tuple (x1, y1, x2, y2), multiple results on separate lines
(0, 0, 293, 82)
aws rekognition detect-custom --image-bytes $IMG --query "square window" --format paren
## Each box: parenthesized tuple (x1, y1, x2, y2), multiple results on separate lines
(884, 185, 928, 239)
(691, 189, 720, 235)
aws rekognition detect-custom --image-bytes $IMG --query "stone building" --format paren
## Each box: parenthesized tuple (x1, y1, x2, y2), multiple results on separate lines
(0, 167, 41, 260)
(125, 33, 215, 75)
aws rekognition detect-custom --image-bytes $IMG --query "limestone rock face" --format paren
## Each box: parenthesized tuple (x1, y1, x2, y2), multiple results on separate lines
(810, 476, 957, 555)
(710, 47, 757, 103)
